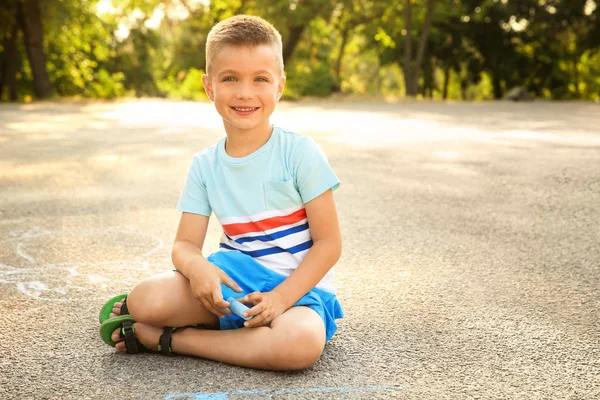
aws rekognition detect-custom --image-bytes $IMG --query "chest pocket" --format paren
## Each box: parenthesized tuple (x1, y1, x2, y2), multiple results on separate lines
(263, 179, 303, 211)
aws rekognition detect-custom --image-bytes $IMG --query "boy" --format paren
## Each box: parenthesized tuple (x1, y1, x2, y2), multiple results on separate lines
(99, 15, 343, 371)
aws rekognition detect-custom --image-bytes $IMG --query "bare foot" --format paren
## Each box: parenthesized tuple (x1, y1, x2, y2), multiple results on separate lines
(110, 322, 164, 353)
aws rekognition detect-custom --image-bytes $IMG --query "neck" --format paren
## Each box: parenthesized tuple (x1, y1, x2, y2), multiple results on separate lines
(223, 120, 273, 158)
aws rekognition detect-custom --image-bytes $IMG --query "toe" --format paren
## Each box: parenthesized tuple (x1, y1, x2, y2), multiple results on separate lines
(112, 302, 122, 315)
(115, 341, 126, 352)
(111, 328, 122, 342)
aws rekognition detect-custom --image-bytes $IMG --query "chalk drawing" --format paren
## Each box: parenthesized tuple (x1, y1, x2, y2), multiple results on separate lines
(0, 227, 165, 302)
(164, 386, 406, 399)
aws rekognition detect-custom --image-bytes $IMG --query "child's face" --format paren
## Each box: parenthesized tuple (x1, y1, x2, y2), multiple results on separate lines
(202, 44, 285, 133)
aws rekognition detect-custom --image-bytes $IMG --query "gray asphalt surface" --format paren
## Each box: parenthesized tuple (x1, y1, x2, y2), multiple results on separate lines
(1, 99, 599, 399)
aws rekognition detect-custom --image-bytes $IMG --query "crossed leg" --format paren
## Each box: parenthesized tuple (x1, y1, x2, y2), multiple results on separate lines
(109, 271, 326, 371)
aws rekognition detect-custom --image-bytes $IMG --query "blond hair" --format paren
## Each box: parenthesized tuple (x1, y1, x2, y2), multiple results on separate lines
(205, 15, 284, 74)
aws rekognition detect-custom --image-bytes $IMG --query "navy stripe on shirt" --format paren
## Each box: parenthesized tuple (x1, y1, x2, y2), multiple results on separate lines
(220, 239, 313, 258)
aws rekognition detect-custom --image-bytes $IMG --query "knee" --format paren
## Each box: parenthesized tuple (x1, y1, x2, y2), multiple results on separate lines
(269, 326, 325, 371)
(127, 281, 170, 324)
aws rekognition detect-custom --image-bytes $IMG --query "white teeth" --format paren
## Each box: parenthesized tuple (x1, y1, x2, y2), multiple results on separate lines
(234, 107, 256, 112)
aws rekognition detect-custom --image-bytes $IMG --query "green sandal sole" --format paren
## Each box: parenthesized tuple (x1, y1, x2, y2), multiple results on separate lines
(99, 314, 136, 347)
(98, 293, 128, 324)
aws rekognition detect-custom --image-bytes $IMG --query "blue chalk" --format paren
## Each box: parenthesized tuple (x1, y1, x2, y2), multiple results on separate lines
(226, 297, 252, 321)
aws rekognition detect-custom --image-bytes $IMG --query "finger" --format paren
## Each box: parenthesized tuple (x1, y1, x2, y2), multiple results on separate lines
(241, 291, 262, 306)
(238, 297, 252, 306)
(211, 284, 230, 310)
(203, 288, 229, 316)
(244, 303, 265, 318)
(245, 311, 271, 328)
(201, 299, 220, 317)
(219, 271, 243, 293)
(200, 297, 223, 318)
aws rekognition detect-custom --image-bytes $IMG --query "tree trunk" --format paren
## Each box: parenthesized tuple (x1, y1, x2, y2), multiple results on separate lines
(2, 23, 20, 101)
(17, 0, 52, 99)
(442, 64, 450, 100)
(282, 24, 306, 65)
(421, 59, 430, 97)
(413, 0, 434, 95)
(333, 27, 350, 92)
(492, 72, 502, 99)
(403, 0, 435, 97)
(572, 56, 580, 97)
(0, 58, 4, 100)
(425, 56, 435, 98)
(403, 0, 414, 96)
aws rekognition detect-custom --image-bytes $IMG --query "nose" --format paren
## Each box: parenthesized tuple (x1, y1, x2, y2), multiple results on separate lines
(235, 82, 253, 100)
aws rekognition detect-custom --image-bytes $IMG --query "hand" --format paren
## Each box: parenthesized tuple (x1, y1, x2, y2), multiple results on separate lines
(188, 262, 243, 318)
(240, 291, 288, 328)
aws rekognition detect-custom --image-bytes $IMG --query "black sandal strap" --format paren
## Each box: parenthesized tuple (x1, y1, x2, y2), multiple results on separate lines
(158, 328, 174, 356)
(120, 297, 129, 316)
(120, 320, 139, 354)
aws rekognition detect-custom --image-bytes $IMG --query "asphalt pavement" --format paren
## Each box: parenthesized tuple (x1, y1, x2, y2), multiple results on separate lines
(1, 99, 599, 399)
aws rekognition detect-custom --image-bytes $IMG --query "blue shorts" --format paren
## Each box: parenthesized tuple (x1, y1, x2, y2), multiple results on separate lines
(206, 251, 344, 342)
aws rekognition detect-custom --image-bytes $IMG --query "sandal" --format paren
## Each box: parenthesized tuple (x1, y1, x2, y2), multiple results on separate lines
(99, 315, 176, 355)
(98, 293, 129, 324)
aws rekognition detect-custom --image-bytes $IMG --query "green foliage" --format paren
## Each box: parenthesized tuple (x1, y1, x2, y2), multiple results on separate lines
(573, 49, 600, 101)
(45, 13, 118, 97)
(379, 63, 405, 97)
(112, 26, 163, 97)
(340, 35, 382, 95)
(280, 15, 338, 98)
(157, 68, 208, 100)
(3, 0, 599, 101)
(285, 61, 335, 99)
(88, 69, 127, 98)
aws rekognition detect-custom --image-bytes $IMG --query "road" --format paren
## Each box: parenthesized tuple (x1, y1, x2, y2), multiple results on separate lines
(1, 99, 599, 399)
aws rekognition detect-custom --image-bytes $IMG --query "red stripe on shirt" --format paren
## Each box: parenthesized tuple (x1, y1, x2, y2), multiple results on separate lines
(222, 208, 307, 237)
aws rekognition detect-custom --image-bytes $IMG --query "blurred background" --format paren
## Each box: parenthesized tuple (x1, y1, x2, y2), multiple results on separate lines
(1, 0, 599, 103)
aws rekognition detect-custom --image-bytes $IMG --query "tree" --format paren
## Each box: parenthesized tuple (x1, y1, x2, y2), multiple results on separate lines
(2, 0, 599, 101)
(330, 0, 384, 91)
(403, 0, 435, 96)
(17, 0, 52, 98)
(0, 2, 20, 101)
(1, 0, 53, 100)
(244, 0, 336, 64)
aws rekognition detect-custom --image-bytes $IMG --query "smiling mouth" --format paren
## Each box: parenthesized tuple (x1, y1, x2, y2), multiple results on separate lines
(232, 107, 259, 112)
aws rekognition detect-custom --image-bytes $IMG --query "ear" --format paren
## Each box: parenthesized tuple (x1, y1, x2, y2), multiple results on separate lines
(202, 74, 214, 101)
(277, 75, 286, 101)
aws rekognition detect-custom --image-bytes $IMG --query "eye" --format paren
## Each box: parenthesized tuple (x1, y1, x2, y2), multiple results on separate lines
(222, 76, 236, 82)
(255, 77, 269, 82)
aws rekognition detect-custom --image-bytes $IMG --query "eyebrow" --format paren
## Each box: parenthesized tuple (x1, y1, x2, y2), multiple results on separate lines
(218, 69, 274, 77)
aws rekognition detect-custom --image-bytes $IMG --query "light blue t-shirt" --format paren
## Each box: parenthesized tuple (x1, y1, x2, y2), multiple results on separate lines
(177, 125, 340, 292)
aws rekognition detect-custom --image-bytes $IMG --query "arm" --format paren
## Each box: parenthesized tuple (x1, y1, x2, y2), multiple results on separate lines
(172, 212, 211, 277)
(242, 189, 341, 327)
(272, 188, 341, 308)
(172, 212, 242, 317)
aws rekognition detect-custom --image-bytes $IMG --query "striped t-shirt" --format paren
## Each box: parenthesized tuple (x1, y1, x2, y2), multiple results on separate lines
(176, 126, 340, 293)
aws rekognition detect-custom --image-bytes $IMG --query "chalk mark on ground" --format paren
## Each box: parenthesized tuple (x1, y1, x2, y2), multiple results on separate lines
(164, 386, 406, 399)
(0, 227, 164, 301)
